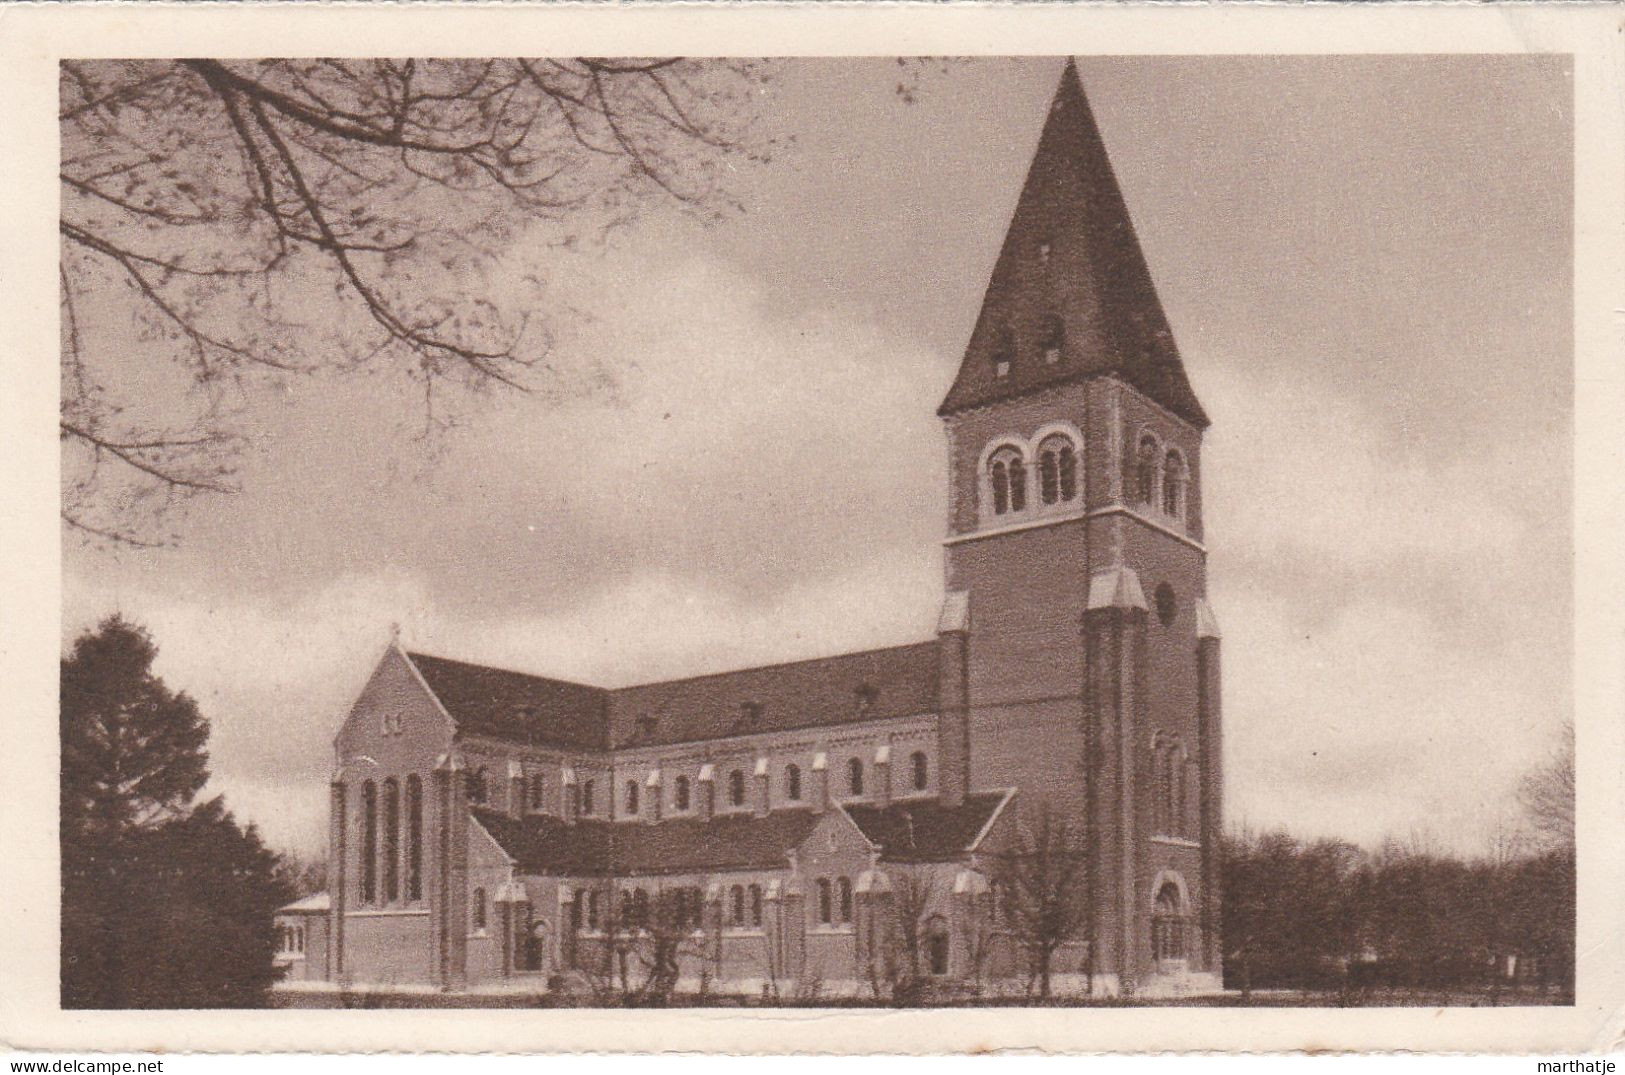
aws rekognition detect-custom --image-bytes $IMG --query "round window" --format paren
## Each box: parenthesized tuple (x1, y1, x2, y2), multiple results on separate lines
(1155, 582, 1177, 627)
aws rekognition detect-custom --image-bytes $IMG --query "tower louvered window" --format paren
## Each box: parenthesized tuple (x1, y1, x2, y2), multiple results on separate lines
(1136, 434, 1160, 506)
(989, 446, 1027, 516)
(1163, 449, 1188, 521)
(1038, 435, 1078, 506)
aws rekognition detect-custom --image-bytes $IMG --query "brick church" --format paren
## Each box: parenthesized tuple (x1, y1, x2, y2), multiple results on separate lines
(276, 60, 1224, 999)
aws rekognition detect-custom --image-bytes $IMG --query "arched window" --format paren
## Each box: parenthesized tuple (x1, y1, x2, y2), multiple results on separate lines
(1152, 881, 1187, 961)
(466, 767, 488, 805)
(674, 775, 691, 812)
(1154, 742, 1175, 835)
(528, 773, 545, 811)
(512, 775, 527, 813)
(359, 780, 377, 904)
(730, 884, 745, 927)
(1007, 455, 1027, 512)
(1040, 315, 1065, 364)
(1163, 449, 1188, 520)
(582, 779, 596, 816)
(910, 751, 929, 792)
(586, 889, 601, 931)
(381, 777, 400, 903)
(989, 446, 1027, 516)
(817, 878, 833, 925)
(785, 764, 802, 801)
(624, 779, 640, 816)
(728, 768, 746, 807)
(631, 887, 649, 929)
(1155, 582, 1177, 628)
(472, 887, 487, 933)
(405, 774, 422, 901)
(1172, 750, 1189, 837)
(1038, 434, 1078, 506)
(847, 758, 864, 796)
(926, 915, 951, 976)
(838, 877, 853, 924)
(749, 884, 764, 927)
(1136, 433, 1160, 506)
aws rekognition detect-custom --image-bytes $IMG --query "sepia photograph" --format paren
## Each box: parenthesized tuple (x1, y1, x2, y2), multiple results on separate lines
(5, 0, 1622, 1057)
(53, 49, 1576, 1010)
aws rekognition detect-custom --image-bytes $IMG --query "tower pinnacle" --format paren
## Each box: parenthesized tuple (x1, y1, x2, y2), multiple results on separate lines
(938, 59, 1207, 427)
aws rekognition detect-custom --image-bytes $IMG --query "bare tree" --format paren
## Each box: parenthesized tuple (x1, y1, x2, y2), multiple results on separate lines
(860, 866, 938, 1004)
(576, 881, 708, 1006)
(1519, 723, 1575, 852)
(60, 58, 771, 545)
(987, 806, 1091, 999)
(956, 885, 994, 997)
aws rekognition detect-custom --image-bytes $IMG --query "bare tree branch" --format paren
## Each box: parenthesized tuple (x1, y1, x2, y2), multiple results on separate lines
(60, 57, 774, 545)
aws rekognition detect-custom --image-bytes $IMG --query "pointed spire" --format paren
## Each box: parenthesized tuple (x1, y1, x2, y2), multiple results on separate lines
(938, 59, 1207, 427)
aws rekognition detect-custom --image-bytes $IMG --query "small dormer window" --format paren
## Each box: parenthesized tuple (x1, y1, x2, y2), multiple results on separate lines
(634, 713, 657, 743)
(991, 324, 1014, 379)
(741, 700, 763, 725)
(1041, 315, 1064, 365)
(1038, 240, 1052, 266)
(855, 683, 879, 717)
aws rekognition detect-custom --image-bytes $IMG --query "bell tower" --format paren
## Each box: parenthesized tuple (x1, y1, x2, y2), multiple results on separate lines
(938, 60, 1222, 993)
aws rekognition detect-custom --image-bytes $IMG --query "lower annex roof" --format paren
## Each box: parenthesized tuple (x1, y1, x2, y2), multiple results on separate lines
(470, 791, 1012, 878)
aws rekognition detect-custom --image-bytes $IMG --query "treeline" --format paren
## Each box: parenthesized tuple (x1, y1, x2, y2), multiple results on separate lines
(1222, 830, 1574, 1000)
(61, 616, 295, 1008)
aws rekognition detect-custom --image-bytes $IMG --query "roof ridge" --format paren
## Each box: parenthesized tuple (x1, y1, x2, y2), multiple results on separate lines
(405, 649, 607, 693)
(609, 638, 939, 694)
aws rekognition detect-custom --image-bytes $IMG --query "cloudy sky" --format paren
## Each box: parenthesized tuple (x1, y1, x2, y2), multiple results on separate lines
(62, 56, 1572, 859)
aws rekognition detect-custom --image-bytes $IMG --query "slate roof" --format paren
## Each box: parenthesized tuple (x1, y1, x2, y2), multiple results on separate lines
(937, 60, 1208, 427)
(405, 640, 942, 753)
(472, 808, 824, 877)
(842, 791, 1012, 864)
(606, 641, 941, 748)
(405, 652, 609, 751)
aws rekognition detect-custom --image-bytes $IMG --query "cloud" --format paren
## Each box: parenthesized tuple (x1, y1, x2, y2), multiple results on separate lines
(1200, 353, 1569, 852)
(63, 237, 955, 855)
